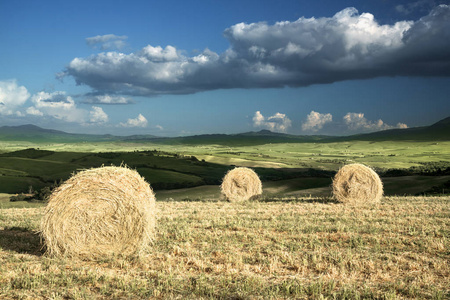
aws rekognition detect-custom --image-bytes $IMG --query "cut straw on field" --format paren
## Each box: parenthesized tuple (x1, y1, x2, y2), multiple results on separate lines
(40, 166, 156, 260)
(221, 167, 262, 202)
(332, 163, 383, 205)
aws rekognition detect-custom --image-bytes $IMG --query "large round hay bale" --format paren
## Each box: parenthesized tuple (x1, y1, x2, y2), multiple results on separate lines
(40, 166, 156, 259)
(221, 167, 262, 202)
(332, 163, 383, 204)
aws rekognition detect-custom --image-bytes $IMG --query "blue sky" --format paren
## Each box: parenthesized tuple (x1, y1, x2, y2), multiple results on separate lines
(1, 0, 449, 136)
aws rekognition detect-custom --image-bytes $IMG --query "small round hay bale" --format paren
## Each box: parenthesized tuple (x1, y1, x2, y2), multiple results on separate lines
(221, 167, 262, 202)
(40, 166, 156, 259)
(332, 163, 383, 204)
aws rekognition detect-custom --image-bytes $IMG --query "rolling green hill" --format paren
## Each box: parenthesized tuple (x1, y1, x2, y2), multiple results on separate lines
(330, 116, 450, 142)
(126, 130, 326, 146)
(0, 148, 321, 194)
(0, 124, 120, 143)
(0, 146, 448, 196)
(1, 116, 448, 145)
(0, 118, 448, 197)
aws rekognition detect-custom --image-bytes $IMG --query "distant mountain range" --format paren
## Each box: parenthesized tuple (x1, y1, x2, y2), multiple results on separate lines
(0, 117, 449, 145)
(327, 116, 450, 142)
(0, 124, 118, 143)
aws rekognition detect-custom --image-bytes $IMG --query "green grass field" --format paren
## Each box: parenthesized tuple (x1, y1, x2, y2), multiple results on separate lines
(0, 140, 449, 197)
(192, 140, 450, 170)
(2, 140, 449, 170)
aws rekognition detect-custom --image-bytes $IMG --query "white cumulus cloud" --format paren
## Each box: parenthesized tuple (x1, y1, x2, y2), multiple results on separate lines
(0, 81, 111, 126)
(343, 113, 408, 132)
(89, 106, 109, 124)
(302, 111, 333, 132)
(26, 106, 44, 116)
(119, 114, 148, 128)
(86, 34, 128, 50)
(83, 94, 134, 104)
(28, 91, 86, 123)
(0, 79, 30, 115)
(62, 5, 450, 97)
(140, 45, 180, 62)
(253, 111, 292, 133)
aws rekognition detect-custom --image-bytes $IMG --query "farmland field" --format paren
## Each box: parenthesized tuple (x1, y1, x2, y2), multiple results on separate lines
(0, 140, 449, 197)
(0, 139, 449, 298)
(2, 140, 449, 170)
(0, 196, 448, 299)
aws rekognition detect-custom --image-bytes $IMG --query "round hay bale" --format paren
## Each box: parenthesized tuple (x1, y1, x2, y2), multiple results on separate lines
(332, 163, 383, 204)
(40, 166, 156, 259)
(221, 167, 262, 202)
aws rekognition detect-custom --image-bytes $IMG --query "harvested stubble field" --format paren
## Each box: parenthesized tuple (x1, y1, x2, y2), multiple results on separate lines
(0, 196, 449, 299)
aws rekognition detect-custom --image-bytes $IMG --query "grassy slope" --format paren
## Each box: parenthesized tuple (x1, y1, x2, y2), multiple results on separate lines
(0, 149, 233, 194)
(2, 140, 448, 170)
(155, 175, 450, 201)
(0, 140, 449, 196)
(0, 196, 448, 299)
(192, 140, 450, 170)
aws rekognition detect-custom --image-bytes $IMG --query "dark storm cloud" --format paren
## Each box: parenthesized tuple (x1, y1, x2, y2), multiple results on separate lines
(397, 5, 450, 76)
(395, 0, 450, 15)
(63, 5, 450, 97)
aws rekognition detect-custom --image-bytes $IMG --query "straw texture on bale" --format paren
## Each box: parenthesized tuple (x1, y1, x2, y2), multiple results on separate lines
(332, 163, 383, 204)
(221, 167, 262, 202)
(40, 166, 156, 259)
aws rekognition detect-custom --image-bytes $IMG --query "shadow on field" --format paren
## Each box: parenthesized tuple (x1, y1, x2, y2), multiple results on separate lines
(158, 198, 222, 202)
(0, 227, 44, 256)
(158, 197, 339, 204)
(258, 197, 339, 204)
